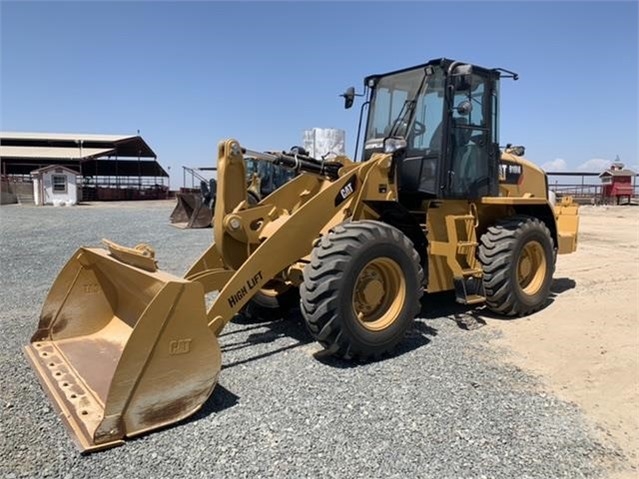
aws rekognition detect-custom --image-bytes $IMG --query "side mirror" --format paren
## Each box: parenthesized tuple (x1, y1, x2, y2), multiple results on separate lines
(341, 86, 355, 109)
(456, 100, 473, 116)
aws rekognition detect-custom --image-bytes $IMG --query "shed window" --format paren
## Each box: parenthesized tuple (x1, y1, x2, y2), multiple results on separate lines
(52, 175, 67, 193)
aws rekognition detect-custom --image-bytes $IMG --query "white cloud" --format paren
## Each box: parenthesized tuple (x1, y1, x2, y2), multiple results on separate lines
(577, 158, 612, 172)
(541, 158, 568, 172)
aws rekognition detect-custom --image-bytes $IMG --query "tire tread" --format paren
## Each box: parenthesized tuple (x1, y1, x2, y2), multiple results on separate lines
(478, 215, 555, 316)
(301, 220, 424, 360)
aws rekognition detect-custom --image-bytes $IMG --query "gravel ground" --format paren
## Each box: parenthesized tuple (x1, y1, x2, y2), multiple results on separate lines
(0, 201, 627, 478)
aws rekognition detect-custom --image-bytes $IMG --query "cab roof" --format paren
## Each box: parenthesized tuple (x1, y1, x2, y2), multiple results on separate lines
(363, 58, 504, 86)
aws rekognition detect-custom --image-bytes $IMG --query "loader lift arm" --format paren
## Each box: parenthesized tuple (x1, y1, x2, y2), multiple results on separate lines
(22, 138, 398, 453)
(190, 139, 395, 335)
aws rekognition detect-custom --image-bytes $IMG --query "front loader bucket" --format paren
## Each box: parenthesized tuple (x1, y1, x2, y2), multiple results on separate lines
(24, 243, 221, 452)
(169, 192, 213, 229)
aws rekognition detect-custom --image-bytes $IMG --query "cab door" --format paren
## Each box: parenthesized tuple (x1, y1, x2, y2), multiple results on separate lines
(441, 71, 500, 199)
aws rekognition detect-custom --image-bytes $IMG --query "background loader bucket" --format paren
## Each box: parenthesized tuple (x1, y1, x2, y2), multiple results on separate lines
(24, 246, 221, 452)
(169, 192, 213, 229)
(555, 196, 580, 254)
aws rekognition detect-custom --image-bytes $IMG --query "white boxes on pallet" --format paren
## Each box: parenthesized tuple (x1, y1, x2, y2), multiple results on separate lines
(303, 128, 346, 160)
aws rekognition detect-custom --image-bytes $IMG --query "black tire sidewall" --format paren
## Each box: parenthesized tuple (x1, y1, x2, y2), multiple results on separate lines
(247, 190, 260, 205)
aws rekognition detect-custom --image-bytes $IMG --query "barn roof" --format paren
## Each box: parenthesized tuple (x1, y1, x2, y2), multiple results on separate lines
(599, 169, 636, 177)
(1, 146, 115, 160)
(0, 131, 156, 158)
(0, 131, 167, 177)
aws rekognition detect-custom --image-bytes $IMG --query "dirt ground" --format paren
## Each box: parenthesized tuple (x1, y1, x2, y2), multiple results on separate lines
(485, 205, 639, 477)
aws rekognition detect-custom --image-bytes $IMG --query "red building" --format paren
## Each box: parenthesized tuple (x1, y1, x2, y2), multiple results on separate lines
(599, 161, 636, 205)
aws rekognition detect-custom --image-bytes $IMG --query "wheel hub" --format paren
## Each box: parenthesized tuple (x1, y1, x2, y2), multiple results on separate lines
(352, 258, 406, 331)
(517, 241, 547, 295)
(362, 279, 384, 307)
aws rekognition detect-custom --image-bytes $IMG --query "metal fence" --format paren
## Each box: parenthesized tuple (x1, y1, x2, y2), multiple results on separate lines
(547, 172, 638, 205)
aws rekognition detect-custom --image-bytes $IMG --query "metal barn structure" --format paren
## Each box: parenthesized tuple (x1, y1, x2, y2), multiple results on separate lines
(0, 132, 169, 204)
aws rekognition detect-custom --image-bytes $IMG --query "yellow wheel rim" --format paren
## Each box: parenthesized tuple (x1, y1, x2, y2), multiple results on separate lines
(352, 257, 406, 331)
(517, 241, 547, 295)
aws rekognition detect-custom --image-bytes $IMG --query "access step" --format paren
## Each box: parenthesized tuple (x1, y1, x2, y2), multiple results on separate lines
(453, 276, 486, 306)
(451, 214, 475, 221)
(457, 241, 479, 253)
(461, 267, 483, 277)
(457, 294, 486, 305)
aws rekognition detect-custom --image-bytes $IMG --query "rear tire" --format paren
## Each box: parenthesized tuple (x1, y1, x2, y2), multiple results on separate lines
(240, 283, 299, 323)
(247, 190, 260, 206)
(478, 215, 555, 316)
(301, 220, 424, 360)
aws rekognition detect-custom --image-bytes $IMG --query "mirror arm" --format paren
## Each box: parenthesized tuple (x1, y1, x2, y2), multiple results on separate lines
(493, 67, 519, 81)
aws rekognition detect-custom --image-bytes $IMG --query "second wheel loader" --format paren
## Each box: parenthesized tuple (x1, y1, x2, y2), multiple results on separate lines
(24, 57, 579, 453)
(169, 158, 297, 229)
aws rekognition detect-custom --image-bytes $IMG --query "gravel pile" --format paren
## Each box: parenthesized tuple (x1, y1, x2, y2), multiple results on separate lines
(0, 202, 626, 478)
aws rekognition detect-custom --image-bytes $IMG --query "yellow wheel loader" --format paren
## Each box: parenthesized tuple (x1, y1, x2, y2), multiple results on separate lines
(24, 58, 579, 453)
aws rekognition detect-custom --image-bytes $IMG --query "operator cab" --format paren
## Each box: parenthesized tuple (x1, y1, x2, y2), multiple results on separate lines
(343, 58, 514, 204)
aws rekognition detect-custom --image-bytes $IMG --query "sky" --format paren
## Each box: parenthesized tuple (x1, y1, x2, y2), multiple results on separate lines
(1, 0, 638, 188)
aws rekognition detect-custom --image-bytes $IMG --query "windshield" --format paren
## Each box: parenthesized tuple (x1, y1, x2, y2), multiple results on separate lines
(365, 67, 446, 153)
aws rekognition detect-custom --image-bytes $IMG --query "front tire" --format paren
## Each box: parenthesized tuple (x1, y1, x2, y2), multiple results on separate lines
(478, 215, 555, 316)
(301, 220, 424, 360)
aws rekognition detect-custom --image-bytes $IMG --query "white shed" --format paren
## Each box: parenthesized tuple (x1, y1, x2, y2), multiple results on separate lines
(31, 165, 78, 206)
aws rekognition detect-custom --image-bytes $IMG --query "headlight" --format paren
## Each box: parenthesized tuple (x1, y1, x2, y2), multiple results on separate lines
(384, 137, 407, 154)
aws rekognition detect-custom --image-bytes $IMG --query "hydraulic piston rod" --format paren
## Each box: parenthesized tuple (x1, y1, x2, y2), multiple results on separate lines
(242, 148, 342, 180)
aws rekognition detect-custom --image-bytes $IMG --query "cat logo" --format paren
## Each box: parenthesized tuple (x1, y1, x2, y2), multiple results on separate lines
(499, 161, 523, 185)
(334, 176, 357, 206)
(169, 338, 192, 355)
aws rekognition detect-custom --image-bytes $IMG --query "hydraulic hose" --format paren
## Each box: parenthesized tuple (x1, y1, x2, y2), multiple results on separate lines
(242, 148, 341, 180)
